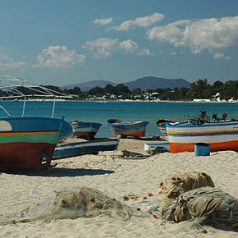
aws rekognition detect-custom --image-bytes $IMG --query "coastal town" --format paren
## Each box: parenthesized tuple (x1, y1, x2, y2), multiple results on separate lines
(2, 78, 237, 103)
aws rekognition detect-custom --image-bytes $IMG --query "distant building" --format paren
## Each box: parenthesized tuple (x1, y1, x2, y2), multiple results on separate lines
(193, 99, 211, 102)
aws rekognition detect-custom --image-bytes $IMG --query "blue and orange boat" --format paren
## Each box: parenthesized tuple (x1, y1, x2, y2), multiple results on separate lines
(107, 119, 149, 138)
(166, 120, 238, 153)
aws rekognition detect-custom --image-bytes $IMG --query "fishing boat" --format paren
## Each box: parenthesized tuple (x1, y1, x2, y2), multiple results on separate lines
(166, 120, 238, 153)
(70, 121, 102, 140)
(53, 138, 119, 159)
(0, 116, 70, 169)
(157, 111, 223, 139)
(107, 119, 149, 138)
(0, 75, 73, 170)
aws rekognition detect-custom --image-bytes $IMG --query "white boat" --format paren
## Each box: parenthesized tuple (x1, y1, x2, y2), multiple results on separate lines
(166, 120, 238, 153)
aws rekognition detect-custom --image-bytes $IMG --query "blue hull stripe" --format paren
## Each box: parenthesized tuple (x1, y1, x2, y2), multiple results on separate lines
(168, 131, 238, 137)
(166, 122, 238, 128)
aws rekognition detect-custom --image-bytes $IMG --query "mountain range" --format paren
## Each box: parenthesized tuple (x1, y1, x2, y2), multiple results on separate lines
(62, 79, 116, 91)
(62, 76, 191, 91)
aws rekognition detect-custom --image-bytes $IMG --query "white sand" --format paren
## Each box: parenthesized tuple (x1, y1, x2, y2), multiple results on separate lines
(0, 138, 238, 238)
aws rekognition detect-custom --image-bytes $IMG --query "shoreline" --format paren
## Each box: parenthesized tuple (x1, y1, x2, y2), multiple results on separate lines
(2, 99, 238, 104)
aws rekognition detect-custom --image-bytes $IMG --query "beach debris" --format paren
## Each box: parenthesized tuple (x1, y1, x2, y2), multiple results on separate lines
(159, 171, 215, 199)
(121, 150, 146, 157)
(119, 150, 149, 160)
(0, 187, 132, 225)
(150, 146, 169, 155)
(122, 193, 140, 201)
(161, 186, 238, 228)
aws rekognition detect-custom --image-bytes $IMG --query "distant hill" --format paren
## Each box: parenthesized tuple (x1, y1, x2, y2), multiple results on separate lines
(62, 80, 115, 91)
(62, 76, 191, 91)
(124, 76, 191, 90)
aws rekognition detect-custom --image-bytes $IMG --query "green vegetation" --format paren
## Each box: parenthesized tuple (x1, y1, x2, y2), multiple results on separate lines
(73, 79, 238, 101)
(1, 79, 238, 101)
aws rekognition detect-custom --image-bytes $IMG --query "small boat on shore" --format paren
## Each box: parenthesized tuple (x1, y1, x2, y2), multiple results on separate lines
(70, 121, 102, 140)
(53, 138, 119, 159)
(156, 111, 228, 140)
(107, 119, 149, 138)
(166, 120, 238, 153)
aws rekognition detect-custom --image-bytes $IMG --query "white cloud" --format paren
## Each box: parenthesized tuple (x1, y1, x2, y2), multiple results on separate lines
(0, 53, 27, 70)
(138, 48, 151, 56)
(119, 40, 138, 53)
(114, 12, 164, 31)
(213, 52, 231, 60)
(35, 45, 85, 68)
(84, 38, 119, 58)
(94, 17, 112, 26)
(119, 40, 151, 55)
(213, 52, 224, 59)
(147, 16, 238, 54)
(84, 38, 151, 58)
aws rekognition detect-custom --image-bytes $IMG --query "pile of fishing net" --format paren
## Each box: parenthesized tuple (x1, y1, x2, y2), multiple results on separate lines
(159, 171, 215, 199)
(159, 171, 238, 228)
(122, 171, 238, 229)
(0, 187, 132, 225)
(1, 171, 238, 230)
(161, 186, 238, 227)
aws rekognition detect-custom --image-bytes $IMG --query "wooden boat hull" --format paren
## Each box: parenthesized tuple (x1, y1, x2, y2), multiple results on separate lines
(71, 121, 102, 140)
(108, 119, 149, 138)
(169, 141, 238, 153)
(0, 117, 66, 170)
(111, 129, 146, 138)
(166, 121, 238, 153)
(53, 138, 119, 159)
(0, 142, 56, 169)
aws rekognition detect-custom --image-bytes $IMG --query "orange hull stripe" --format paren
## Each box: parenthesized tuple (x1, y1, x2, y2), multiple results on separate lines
(113, 131, 145, 137)
(169, 141, 238, 153)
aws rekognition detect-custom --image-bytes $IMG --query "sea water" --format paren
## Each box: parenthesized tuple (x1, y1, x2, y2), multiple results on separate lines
(1, 100, 238, 138)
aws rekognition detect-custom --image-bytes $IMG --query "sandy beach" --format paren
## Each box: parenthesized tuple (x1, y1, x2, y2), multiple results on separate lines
(0, 138, 238, 238)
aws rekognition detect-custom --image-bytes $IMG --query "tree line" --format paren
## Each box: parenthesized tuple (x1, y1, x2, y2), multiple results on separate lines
(1, 79, 238, 101)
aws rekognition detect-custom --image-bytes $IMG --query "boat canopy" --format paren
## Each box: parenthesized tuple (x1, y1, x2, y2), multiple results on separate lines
(0, 75, 71, 100)
(0, 75, 72, 117)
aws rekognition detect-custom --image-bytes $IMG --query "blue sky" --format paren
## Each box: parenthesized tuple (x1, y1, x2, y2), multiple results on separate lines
(0, 0, 237, 86)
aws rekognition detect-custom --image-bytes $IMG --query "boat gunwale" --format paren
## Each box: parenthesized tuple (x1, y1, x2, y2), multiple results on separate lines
(166, 121, 238, 128)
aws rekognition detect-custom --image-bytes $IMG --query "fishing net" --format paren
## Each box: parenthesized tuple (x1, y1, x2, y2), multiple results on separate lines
(2, 172, 238, 229)
(159, 171, 215, 199)
(0, 187, 132, 225)
(161, 186, 238, 227)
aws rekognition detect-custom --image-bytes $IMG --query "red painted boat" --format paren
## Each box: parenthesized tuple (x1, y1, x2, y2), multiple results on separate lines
(0, 75, 73, 170)
(0, 117, 69, 170)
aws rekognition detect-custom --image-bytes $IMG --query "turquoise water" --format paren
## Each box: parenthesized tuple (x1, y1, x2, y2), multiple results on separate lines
(1, 101, 238, 137)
